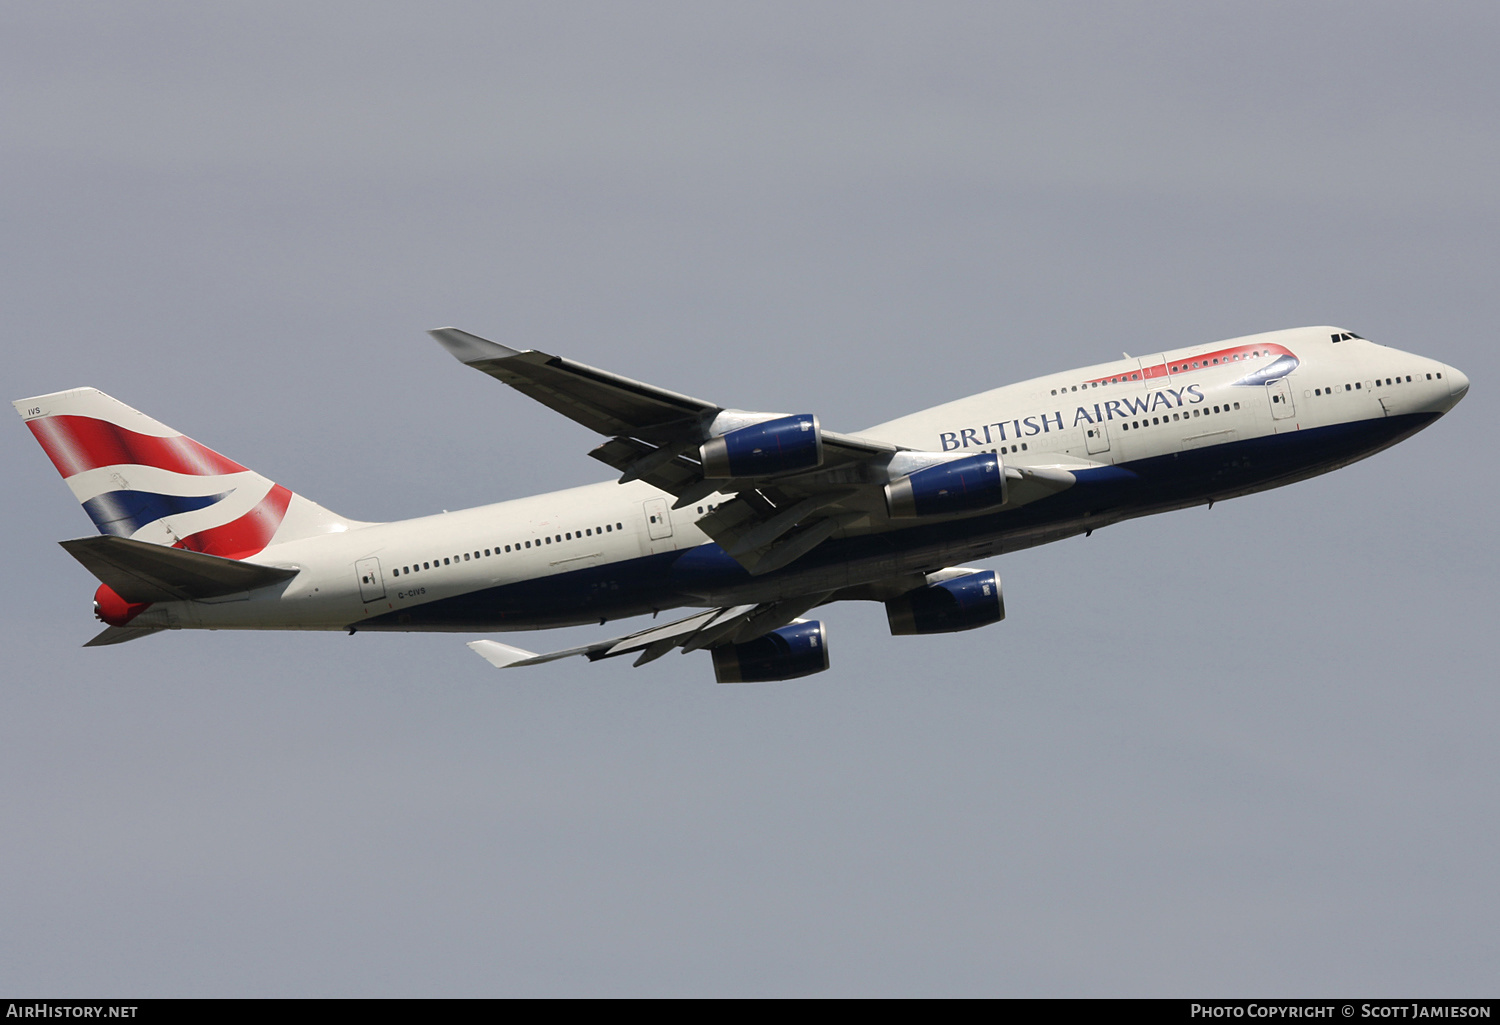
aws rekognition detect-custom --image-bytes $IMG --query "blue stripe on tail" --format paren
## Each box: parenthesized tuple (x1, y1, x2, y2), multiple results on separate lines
(82, 490, 233, 537)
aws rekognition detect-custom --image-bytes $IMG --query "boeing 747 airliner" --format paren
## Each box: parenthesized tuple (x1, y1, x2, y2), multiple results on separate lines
(16, 326, 1468, 682)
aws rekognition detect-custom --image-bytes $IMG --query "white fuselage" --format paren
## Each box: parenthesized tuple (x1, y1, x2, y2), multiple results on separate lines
(121, 327, 1468, 636)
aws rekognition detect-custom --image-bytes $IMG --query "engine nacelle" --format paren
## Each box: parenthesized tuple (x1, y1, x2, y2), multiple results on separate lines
(886, 570, 1004, 635)
(711, 620, 830, 683)
(700, 413, 823, 479)
(884, 452, 1005, 518)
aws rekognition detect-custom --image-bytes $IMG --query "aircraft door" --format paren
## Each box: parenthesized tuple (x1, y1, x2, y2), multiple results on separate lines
(644, 498, 673, 540)
(1267, 379, 1295, 420)
(1084, 421, 1110, 455)
(1137, 354, 1169, 388)
(356, 557, 385, 602)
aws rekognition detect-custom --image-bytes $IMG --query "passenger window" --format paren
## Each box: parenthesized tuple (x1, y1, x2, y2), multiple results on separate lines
(463, 553, 469, 561)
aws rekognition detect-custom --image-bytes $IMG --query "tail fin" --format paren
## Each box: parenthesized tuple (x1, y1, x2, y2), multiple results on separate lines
(15, 387, 364, 559)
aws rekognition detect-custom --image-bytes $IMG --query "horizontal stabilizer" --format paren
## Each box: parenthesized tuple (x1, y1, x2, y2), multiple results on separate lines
(59, 535, 299, 603)
(84, 624, 166, 647)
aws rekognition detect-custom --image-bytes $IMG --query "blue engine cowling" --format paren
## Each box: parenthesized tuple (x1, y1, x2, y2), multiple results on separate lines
(884, 453, 1005, 518)
(711, 620, 830, 683)
(700, 414, 823, 479)
(885, 571, 1005, 635)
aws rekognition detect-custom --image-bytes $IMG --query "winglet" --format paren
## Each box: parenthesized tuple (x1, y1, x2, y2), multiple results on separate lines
(467, 639, 541, 668)
(428, 328, 523, 364)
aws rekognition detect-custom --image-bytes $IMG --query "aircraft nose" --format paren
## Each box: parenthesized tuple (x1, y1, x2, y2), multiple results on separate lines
(1447, 365, 1470, 404)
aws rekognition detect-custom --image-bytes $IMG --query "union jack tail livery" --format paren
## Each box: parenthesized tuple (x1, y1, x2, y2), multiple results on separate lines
(15, 387, 355, 557)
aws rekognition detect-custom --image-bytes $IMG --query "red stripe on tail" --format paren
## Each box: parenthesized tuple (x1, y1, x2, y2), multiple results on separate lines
(173, 485, 293, 560)
(27, 415, 247, 479)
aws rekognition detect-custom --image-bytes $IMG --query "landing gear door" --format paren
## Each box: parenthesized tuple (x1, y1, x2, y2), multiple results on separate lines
(1267, 379, 1295, 420)
(356, 557, 385, 602)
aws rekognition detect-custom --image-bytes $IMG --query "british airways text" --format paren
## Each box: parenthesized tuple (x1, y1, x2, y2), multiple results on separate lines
(939, 385, 1206, 450)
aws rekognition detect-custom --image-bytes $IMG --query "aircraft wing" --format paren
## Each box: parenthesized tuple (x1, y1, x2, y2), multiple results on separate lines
(432, 327, 1072, 576)
(468, 592, 834, 670)
(430, 328, 718, 443)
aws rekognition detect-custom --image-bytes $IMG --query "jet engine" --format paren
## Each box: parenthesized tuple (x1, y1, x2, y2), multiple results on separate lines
(884, 453, 1005, 519)
(711, 620, 830, 683)
(885, 570, 1004, 635)
(700, 413, 824, 479)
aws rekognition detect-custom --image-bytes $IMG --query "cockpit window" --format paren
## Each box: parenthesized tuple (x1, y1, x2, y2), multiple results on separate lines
(1331, 331, 1366, 343)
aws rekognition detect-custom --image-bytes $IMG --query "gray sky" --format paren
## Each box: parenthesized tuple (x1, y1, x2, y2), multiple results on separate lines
(3, 2, 1495, 996)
